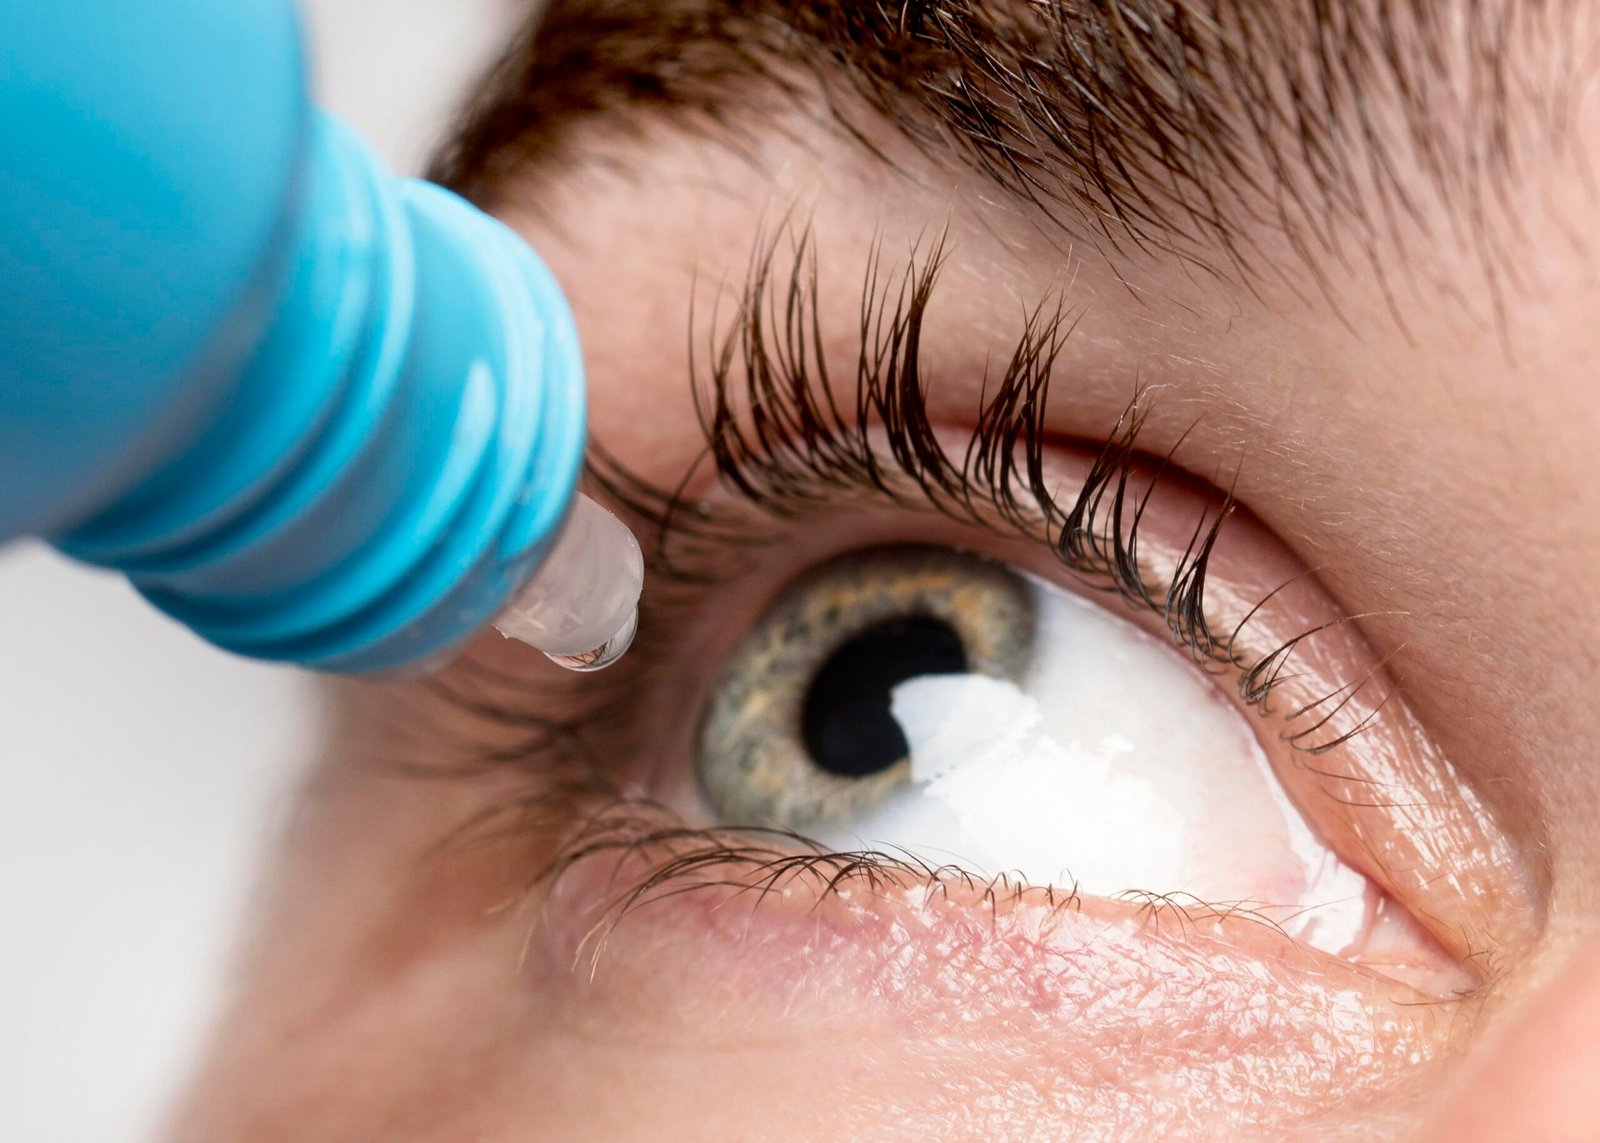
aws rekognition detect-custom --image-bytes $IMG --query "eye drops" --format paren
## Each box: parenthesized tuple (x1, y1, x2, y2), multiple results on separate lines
(494, 494, 643, 671)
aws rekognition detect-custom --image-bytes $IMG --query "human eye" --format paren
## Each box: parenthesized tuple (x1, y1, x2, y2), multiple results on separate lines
(691, 541, 1435, 981)
(425, 231, 1536, 1115)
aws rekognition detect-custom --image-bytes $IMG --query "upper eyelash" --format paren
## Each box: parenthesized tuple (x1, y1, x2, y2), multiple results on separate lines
(589, 222, 1381, 750)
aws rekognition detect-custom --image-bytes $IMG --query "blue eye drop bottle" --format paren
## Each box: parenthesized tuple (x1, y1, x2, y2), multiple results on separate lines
(0, 0, 642, 674)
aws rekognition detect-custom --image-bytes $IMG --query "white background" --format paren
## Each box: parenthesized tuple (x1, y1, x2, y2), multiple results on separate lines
(0, 3, 518, 1139)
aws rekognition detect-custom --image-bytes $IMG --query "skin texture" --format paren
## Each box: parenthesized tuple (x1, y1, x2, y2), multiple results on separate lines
(175, 3, 1598, 1139)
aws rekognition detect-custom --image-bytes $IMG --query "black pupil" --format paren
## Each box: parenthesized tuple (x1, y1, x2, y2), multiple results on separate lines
(800, 615, 969, 777)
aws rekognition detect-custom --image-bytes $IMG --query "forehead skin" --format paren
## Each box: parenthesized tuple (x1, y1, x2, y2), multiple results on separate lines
(178, 2, 1600, 1138)
(435, 0, 1589, 287)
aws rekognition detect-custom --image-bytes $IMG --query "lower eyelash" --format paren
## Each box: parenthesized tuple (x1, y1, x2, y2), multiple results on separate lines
(450, 785, 1332, 973)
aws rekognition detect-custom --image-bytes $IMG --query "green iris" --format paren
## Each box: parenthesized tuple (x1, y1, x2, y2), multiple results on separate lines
(698, 545, 1036, 831)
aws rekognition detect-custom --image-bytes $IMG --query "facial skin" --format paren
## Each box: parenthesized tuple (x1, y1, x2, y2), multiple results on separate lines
(176, 2, 1598, 1139)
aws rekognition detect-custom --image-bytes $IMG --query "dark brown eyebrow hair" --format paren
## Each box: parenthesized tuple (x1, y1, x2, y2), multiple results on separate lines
(429, 0, 1584, 289)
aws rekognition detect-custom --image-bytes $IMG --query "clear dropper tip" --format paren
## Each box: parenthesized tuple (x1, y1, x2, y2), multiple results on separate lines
(492, 494, 644, 673)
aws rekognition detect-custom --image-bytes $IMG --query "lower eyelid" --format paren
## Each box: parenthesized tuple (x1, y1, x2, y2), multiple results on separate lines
(508, 793, 1467, 1122)
(345, 676, 1472, 1133)
(526, 792, 1428, 990)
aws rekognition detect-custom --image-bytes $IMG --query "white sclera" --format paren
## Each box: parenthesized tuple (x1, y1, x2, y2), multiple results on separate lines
(494, 493, 644, 669)
(818, 573, 1371, 950)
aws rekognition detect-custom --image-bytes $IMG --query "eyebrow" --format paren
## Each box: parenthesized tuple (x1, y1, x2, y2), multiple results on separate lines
(430, 0, 1578, 284)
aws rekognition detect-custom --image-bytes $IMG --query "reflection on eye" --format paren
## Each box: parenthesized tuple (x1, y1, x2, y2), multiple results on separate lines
(697, 542, 1395, 961)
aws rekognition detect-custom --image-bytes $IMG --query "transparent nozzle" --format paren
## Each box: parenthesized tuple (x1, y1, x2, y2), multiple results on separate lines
(494, 495, 643, 672)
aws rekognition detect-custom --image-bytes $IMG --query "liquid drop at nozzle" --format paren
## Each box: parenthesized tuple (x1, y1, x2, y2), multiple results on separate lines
(541, 607, 639, 672)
